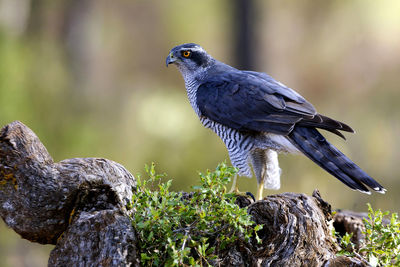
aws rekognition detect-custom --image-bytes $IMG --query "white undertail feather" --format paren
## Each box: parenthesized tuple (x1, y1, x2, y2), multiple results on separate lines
(264, 150, 281, 190)
(264, 134, 301, 154)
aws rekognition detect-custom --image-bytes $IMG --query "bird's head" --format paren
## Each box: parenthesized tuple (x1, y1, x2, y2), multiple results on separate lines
(166, 43, 214, 74)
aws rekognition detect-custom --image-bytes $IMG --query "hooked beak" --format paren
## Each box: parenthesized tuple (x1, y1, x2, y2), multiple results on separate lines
(166, 52, 177, 67)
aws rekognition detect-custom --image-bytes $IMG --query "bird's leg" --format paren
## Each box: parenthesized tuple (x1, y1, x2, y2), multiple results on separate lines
(228, 174, 239, 193)
(256, 182, 264, 201)
(250, 149, 268, 201)
(252, 149, 281, 201)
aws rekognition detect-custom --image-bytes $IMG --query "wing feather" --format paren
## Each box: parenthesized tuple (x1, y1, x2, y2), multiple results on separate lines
(196, 70, 353, 137)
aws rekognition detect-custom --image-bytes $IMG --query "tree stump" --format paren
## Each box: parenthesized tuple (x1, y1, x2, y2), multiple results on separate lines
(0, 121, 139, 266)
(0, 121, 367, 266)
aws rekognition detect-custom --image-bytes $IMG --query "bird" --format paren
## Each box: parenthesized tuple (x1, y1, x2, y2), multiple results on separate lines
(166, 43, 385, 200)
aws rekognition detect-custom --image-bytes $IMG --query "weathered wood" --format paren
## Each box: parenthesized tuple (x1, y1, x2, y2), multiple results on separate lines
(333, 210, 366, 250)
(0, 121, 368, 266)
(248, 191, 338, 266)
(226, 191, 366, 266)
(0, 121, 139, 266)
(48, 209, 138, 266)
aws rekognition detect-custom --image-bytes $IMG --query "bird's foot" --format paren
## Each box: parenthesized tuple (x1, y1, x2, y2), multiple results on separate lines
(228, 184, 255, 201)
(227, 174, 255, 203)
(229, 187, 248, 196)
(234, 192, 255, 208)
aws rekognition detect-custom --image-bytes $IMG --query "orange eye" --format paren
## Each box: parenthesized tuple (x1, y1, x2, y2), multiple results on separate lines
(182, 50, 191, 58)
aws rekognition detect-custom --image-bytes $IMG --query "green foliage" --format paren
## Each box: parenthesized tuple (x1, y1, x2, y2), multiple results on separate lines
(129, 162, 262, 266)
(360, 204, 400, 266)
(336, 231, 355, 257)
(336, 204, 400, 266)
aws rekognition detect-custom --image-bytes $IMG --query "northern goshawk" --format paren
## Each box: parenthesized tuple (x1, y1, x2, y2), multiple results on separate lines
(166, 43, 385, 200)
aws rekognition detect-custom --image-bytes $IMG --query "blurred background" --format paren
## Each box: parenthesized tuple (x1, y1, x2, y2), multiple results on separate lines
(0, 0, 399, 266)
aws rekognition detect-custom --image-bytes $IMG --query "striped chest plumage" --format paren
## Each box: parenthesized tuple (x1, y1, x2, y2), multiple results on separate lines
(182, 74, 255, 176)
(184, 79, 201, 116)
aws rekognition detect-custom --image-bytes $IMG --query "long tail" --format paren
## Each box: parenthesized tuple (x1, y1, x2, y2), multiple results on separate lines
(288, 126, 386, 194)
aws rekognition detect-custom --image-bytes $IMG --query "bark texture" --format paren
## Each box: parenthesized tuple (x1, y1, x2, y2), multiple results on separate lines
(0, 121, 139, 266)
(333, 210, 367, 249)
(227, 191, 366, 266)
(248, 191, 338, 266)
(0, 121, 367, 266)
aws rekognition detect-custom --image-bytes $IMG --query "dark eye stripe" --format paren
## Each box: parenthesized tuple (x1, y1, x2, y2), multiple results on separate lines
(190, 51, 208, 67)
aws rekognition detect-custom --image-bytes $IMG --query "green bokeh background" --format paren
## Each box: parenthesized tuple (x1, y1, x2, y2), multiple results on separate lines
(0, 1, 399, 266)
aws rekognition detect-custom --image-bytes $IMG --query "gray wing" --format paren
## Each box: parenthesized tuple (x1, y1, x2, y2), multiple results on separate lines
(196, 70, 353, 137)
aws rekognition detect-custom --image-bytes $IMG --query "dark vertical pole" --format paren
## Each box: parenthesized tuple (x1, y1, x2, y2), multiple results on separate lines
(26, 0, 44, 35)
(232, 0, 257, 70)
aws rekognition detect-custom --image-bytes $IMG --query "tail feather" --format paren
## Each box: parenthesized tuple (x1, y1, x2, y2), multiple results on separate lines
(298, 114, 354, 140)
(289, 126, 386, 194)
